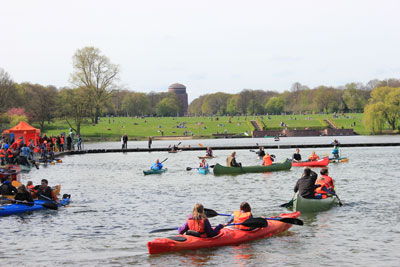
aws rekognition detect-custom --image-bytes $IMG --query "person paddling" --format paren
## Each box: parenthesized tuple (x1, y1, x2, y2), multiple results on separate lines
(150, 159, 163, 170)
(178, 203, 224, 238)
(262, 153, 273, 166)
(226, 202, 254, 230)
(332, 145, 339, 159)
(199, 158, 208, 168)
(32, 179, 59, 204)
(226, 151, 241, 167)
(308, 151, 320, 161)
(206, 147, 213, 157)
(292, 148, 302, 162)
(0, 176, 18, 196)
(294, 167, 321, 199)
(256, 147, 266, 158)
(315, 168, 335, 199)
(14, 184, 34, 205)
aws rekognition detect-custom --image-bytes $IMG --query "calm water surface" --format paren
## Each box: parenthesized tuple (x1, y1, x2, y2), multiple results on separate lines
(0, 138, 399, 266)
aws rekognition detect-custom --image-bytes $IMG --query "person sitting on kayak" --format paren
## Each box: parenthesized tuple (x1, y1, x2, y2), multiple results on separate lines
(294, 168, 321, 199)
(32, 179, 59, 203)
(226, 151, 241, 167)
(256, 147, 266, 158)
(227, 202, 254, 230)
(308, 151, 320, 161)
(332, 145, 339, 159)
(262, 153, 274, 166)
(150, 159, 163, 170)
(26, 181, 37, 193)
(206, 147, 213, 157)
(0, 176, 18, 196)
(170, 144, 178, 152)
(199, 158, 208, 168)
(14, 184, 34, 205)
(315, 168, 335, 199)
(292, 148, 302, 162)
(178, 203, 224, 238)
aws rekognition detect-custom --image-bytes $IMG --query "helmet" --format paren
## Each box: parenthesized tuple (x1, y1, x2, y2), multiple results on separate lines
(4, 144, 9, 149)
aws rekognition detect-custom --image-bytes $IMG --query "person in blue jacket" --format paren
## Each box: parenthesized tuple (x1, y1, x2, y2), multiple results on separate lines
(150, 159, 163, 170)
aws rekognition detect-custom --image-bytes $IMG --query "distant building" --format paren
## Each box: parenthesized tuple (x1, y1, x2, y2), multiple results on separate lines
(168, 83, 188, 116)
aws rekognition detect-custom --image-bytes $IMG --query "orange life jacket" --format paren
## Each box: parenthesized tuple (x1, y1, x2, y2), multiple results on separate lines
(0, 149, 6, 158)
(6, 148, 14, 158)
(309, 155, 320, 161)
(315, 175, 334, 198)
(233, 210, 252, 230)
(27, 185, 37, 193)
(60, 137, 65, 144)
(262, 155, 272, 166)
(187, 218, 207, 237)
(317, 175, 334, 190)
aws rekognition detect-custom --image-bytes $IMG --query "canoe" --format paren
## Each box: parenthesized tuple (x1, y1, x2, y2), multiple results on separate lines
(292, 157, 329, 167)
(198, 156, 216, 159)
(168, 150, 182, 153)
(143, 168, 168, 175)
(329, 157, 349, 163)
(147, 211, 300, 254)
(198, 167, 209, 175)
(213, 159, 292, 175)
(293, 194, 338, 212)
(0, 197, 70, 217)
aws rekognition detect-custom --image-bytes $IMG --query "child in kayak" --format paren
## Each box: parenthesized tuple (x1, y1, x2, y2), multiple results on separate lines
(150, 159, 163, 170)
(199, 158, 208, 168)
(226, 202, 254, 230)
(178, 203, 224, 238)
(308, 151, 320, 161)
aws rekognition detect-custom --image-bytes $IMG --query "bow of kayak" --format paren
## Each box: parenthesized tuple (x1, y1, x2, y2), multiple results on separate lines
(143, 168, 168, 175)
(198, 167, 209, 175)
(147, 211, 300, 254)
(0, 197, 70, 217)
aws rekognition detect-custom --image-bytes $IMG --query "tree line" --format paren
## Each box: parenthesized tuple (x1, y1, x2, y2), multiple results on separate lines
(1, 46, 400, 134)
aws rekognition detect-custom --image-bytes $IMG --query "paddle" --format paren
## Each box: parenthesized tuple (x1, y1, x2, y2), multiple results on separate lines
(39, 194, 65, 207)
(0, 197, 58, 210)
(198, 143, 204, 148)
(149, 217, 268, 233)
(280, 193, 296, 208)
(204, 208, 303, 225)
(321, 186, 343, 206)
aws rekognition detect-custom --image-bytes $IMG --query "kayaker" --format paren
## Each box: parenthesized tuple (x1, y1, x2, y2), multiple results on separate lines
(292, 148, 302, 162)
(226, 152, 241, 167)
(170, 144, 178, 152)
(315, 168, 335, 199)
(32, 179, 59, 203)
(178, 203, 224, 238)
(331, 139, 340, 147)
(14, 184, 34, 205)
(26, 181, 37, 193)
(199, 158, 208, 168)
(150, 159, 163, 170)
(226, 202, 254, 230)
(294, 168, 321, 199)
(0, 176, 18, 196)
(0, 145, 6, 165)
(262, 153, 273, 166)
(206, 147, 213, 157)
(256, 147, 266, 158)
(332, 145, 339, 159)
(308, 151, 320, 161)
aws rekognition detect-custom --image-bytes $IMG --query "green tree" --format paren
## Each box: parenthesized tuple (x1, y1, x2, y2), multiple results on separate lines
(70, 46, 120, 124)
(201, 92, 231, 115)
(0, 68, 17, 113)
(122, 92, 150, 116)
(363, 86, 400, 132)
(226, 96, 238, 115)
(265, 97, 284, 114)
(188, 95, 206, 115)
(156, 97, 181, 116)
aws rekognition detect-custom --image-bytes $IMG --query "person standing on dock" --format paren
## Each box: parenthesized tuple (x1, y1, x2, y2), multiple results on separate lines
(148, 136, 152, 150)
(122, 134, 128, 150)
(77, 135, 82, 151)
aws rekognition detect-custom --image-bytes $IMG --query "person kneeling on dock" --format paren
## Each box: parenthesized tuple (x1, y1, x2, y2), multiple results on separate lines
(227, 202, 254, 230)
(294, 168, 321, 199)
(227, 152, 241, 167)
(314, 168, 335, 199)
(150, 159, 163, 170)
(178, 203, 224, 238)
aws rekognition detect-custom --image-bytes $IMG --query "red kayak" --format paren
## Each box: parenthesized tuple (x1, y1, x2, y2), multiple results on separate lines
(292, 156, 329, 167)
(147, 211, 300, 254)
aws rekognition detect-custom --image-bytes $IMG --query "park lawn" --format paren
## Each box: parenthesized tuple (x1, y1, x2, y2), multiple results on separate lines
(329, 113, 368, 135)
(260, 114, 329, 130)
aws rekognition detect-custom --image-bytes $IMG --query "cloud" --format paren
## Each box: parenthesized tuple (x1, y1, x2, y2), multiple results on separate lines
(269, 56, 303, 62)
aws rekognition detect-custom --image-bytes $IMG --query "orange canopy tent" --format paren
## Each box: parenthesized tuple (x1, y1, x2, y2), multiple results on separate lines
(2, 121, 41, 146)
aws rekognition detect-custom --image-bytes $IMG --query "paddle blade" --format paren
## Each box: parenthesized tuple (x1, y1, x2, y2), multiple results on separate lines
(198, 143, 203, 148)
(240, 218, 268, 228)
(42, 202, 58, 210)
(204, 208, 219, 218)
(149, 227, 178, 234)
(186, 167, 192, 171)
(278, 217, 303, 225)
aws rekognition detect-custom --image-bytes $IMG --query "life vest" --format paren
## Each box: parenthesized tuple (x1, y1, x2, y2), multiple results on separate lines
(233, 210, 252, 230)
(60, 137, 65, 145)
(187, 218, 207, 237)
(315, 175, 334, 198)
(6, 148, 14, 158)
(0, 149, 6, 158)
(262, 155, 272, 166)
(317, 175, 334, 190)
(37, 187, 54, 200)
(200, 162, 208, 168)
(309, 155, 320, 161)
(27, 185, 37, 193)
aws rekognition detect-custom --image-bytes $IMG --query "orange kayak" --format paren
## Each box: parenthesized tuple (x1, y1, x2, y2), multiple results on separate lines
(147, 211, 300, 254)
(292, 156, 329, 167)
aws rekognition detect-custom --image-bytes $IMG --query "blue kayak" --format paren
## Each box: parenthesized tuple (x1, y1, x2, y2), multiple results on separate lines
(0, 197, 70, 217)
(143, 168, 168, 175)
(198, 167, 210, 175)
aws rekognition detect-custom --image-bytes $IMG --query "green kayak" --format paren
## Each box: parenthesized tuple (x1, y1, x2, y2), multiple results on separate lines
(213, 159, 291, 175)
(143, 168, 168, 175)
(293, 194, 338, 213)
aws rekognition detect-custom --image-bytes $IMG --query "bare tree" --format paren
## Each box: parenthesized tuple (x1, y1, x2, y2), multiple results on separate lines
(70, 47, 120, 124)
(0, 68, 16, 113)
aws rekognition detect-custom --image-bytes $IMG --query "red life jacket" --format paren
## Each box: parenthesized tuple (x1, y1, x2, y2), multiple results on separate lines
(233, 211, 252, 230)
(27, 185, 37, 193)
(315, 175, 334, 198)
(262, 155, 272, 166)
(309, 155, 320, 161)
(6, 148, 14, 158)
(60, 137, 65, 145)
(187, 218, 207, 237)
(0, 149, 6, 158)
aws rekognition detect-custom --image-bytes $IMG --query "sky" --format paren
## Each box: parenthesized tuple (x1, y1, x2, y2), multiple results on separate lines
(1, 0, 399, 102)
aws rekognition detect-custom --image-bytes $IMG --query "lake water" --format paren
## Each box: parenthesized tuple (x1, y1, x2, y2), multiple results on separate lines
(1, 137, 399, 266)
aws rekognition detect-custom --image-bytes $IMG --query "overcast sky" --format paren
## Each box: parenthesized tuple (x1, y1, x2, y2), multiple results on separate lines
(1, 0, 399, 101)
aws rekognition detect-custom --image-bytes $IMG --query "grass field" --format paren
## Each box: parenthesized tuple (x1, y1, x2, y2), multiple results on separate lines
(37, 113, 369, 141)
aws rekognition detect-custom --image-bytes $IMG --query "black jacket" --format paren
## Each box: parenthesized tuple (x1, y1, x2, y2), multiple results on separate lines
(294, 170, 320, 199)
